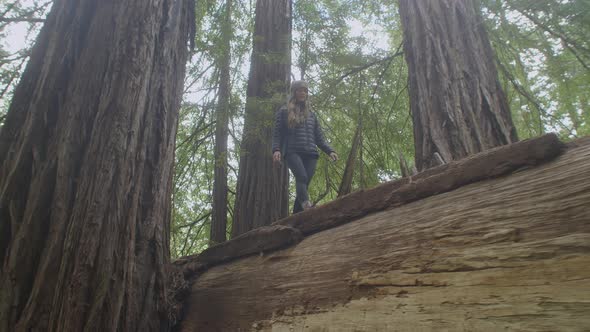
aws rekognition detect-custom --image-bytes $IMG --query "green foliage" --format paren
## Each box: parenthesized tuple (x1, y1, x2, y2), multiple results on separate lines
(170, 0, 252, 258)
(171, 102, 214, 257)
(293, 0, 413, 203)
(482, 0, 590, 139)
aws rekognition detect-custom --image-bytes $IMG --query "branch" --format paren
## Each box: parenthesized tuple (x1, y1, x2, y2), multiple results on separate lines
(496, 59, 577, 138)
(178, 212, 212, 229)
(316, 43, 405, 110)
(0, 1, 18, 19)
(0, 1, 52, 26)
(0, 54, 27, 100)
(0, 50, 30, 63)
(0, 17, 44, 23)
(515, 9, 589, 71)
(334, 50, 403, 84)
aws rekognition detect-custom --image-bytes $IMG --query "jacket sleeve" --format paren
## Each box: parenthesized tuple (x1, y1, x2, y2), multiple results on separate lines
(314, 114, 334, 155)
(272, 107, 285, 153)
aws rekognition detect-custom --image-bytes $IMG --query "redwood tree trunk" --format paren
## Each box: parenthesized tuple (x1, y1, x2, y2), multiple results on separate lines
(399, 0, 518, 171)
(0, 0, 194, 331)
(232, 0, 291, 237)
(210, 0, 232, 245)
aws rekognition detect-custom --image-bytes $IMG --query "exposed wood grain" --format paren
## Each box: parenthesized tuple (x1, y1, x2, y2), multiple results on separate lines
(196, 225, 302, 265)
(180, 140, 590, 331)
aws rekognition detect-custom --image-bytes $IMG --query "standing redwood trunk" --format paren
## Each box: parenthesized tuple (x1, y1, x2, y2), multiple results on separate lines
(398, 0, 518, 171)
(232, 0, 291, 237)
(210, 0, 232, 245)
(0, 0, 194, 331)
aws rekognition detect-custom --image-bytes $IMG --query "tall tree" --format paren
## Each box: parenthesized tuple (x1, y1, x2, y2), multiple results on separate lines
(210, 0, 232, 244)
(399, 0, 518, 171)
(232, 0, 291, 237)
(0, 0, 194, 331)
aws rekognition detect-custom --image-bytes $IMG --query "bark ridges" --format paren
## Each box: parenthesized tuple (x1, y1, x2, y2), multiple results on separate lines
(0, 1, 194, 331)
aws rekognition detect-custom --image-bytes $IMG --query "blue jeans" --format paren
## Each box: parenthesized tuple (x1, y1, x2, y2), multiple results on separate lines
(286, 153, 318, 214)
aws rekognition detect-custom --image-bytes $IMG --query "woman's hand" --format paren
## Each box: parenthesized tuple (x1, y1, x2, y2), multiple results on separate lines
(329, 152, 338, 162)
(273, 151, 282, 164)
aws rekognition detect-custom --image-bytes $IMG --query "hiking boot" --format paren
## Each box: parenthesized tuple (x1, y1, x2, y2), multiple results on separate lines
(302, 200, 313, 210)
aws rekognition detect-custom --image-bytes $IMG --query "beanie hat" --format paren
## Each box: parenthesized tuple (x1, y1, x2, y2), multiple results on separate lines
(290, 80, 309, 95)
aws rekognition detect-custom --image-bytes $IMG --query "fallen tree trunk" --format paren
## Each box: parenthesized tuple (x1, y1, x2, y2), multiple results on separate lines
(178, 137, 590, 331)
(174, 134, 562, 272)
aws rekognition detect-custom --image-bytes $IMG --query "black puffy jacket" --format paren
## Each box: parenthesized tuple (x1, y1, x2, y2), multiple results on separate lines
(272, 105, 334, 158)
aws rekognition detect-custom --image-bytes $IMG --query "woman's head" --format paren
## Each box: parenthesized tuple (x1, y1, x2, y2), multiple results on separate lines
(290, 80, 309, 103)
(287, 80, 311, 128)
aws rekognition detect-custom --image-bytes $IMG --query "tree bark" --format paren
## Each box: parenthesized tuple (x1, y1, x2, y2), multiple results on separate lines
(399, 0, 518, 171)
(210, 0, 232, 245)
(232, 0, 291, 237)
(0, 0, 194, 331)
(179, 140, 590, 331)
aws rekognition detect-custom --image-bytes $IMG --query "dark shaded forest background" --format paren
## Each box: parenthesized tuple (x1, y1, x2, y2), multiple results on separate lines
(0, 0, 588, 257)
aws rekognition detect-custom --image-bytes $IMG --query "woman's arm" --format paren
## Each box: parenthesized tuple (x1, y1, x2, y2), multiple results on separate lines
(314, 114, 336, 159)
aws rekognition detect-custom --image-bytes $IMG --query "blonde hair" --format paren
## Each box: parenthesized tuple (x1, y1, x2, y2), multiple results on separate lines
(287, 97, 310, 128)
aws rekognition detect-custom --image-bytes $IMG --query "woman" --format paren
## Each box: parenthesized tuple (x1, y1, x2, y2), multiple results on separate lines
(272, 80, 338, 213)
